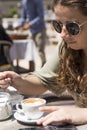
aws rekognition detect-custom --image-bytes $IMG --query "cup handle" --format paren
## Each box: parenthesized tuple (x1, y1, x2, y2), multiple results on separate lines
(16, 103, 24, 114)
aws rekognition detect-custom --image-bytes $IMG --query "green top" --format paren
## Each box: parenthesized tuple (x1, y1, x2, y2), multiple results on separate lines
(31, 40, 87, 107)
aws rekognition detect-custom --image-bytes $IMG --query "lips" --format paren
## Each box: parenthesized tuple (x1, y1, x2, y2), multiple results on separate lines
(67, 41, 76, 44)
(65, 39, 76, 44)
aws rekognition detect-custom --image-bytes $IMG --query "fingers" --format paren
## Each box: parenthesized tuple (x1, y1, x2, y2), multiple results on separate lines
(37, 112, 66, 126)
(0, 72, 12, 91)
(0, 78, 11, 91)
(0, 72, 6, 79)
(0, 71, 16, 81)
(37, 108, 60, 126)
(0, 77, 11, 85)
(37, 106, 73, 126)
(0, 71, 10, 79)
(39, 106, 59, 112)
(37, 113, 57, 126)
(0, 71, 18, 92)
(37, 106, 60, 126)
(4, 78, 12, 84)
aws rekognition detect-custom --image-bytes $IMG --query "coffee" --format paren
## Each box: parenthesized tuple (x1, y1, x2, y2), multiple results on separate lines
(16, 97, 46, 119)
(23, 98, 45, 104)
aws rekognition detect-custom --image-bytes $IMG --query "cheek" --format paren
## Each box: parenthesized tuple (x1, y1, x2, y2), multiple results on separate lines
(77, 30, 87, 42)
(72, 32, 87, 50)
(77, 35, 87, 49)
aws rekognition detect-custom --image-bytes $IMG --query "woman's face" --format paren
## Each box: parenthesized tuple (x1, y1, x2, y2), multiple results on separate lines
(54, 5, 87, 51)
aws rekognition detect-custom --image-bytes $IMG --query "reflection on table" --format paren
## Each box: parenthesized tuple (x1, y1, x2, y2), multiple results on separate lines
(10, 39, 37, 72)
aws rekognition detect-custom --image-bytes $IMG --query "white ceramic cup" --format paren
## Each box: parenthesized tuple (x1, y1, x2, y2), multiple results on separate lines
(16, 97, 46, 120)
(0, 92, 12, 120)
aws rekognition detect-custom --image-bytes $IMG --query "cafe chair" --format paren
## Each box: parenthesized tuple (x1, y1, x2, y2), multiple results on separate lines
(0, 40, 13, 71)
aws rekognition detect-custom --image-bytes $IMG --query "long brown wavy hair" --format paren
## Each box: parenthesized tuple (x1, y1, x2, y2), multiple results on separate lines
(52, 0, 87, 95)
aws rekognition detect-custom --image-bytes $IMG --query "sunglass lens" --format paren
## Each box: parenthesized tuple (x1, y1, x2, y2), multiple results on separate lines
(66, 22, 79, 35)
(52, 20, 61, 33)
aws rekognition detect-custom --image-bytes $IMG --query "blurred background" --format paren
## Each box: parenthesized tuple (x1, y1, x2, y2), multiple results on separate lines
(0, 0, 61, 74)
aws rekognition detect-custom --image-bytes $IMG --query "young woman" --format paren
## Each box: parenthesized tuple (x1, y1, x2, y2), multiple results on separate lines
(0, 0, 87, 126)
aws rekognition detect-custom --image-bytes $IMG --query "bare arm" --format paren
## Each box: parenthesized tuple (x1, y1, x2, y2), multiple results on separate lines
(15, 74, 47, 95)
(0, 71, 47, 96)
(0, 42, 62, 95)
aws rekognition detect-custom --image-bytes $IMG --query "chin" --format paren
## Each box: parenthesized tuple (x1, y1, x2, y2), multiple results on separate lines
(68, 45, 81, 50)
(67, 44, 81, 50)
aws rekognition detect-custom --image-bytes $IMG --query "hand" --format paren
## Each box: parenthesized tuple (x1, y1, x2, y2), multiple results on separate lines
(13, 26, 24, 31)
(0, 71, 20, 91)
(23, 22, 30, 30)
(37, 105, 87, 126)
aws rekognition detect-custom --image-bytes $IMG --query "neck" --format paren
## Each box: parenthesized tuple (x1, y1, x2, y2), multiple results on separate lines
(83, 50, 87, 63)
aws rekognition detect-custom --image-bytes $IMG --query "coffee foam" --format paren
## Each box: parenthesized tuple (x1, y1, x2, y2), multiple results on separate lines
(23, 98, 45, 105)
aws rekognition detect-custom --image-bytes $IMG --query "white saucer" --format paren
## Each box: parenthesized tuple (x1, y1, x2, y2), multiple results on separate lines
(14, 112, 38, 124)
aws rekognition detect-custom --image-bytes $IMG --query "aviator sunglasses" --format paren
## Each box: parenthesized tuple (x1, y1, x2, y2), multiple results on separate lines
(52, 20, 87, 35)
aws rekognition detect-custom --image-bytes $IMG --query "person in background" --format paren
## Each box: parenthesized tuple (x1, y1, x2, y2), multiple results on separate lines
(0, 17, 13, 71)
(14, 0, 47, 67)
(0, 0, 87, 127)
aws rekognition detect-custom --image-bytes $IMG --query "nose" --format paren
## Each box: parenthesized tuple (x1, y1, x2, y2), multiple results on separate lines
(60, 25, 69, 38)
